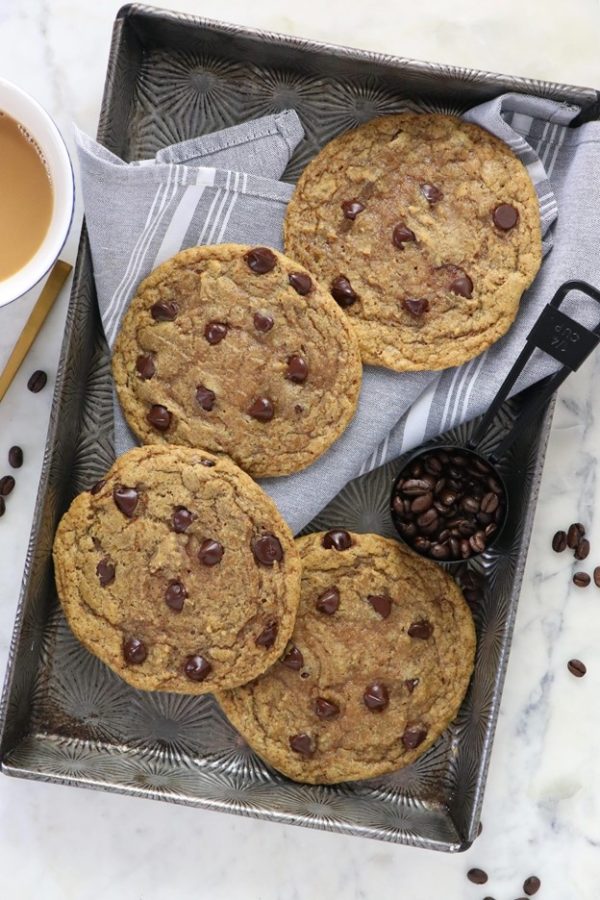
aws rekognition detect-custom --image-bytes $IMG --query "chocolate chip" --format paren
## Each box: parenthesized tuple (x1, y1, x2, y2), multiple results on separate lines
(402, 723, 428, 750)
(289, 733, 314, 756)
(200, 458, 216, 467)
(316, 586, 340, 614)
(330, 275, 357, 308)
(136, 354, 155, 379)
(282, 645, 304, 669)
(256, 621, 278, 649)
(392, 223, 416, 248)
(286, 355, 308, 383)
(288, 272, 313, 295)
(573, 572, 590, 587)
(196, 384, 216, 411)
(150, 300, 178, 321)
(363, 681, 389, 710)
(492, 203, 519, 230)
(123, 637, 147, 664)
(165, 579, 187, 612)
(198, 538, 224, 566)
(0, 475, 15, 496)
(322, 530, 352, 551)
(314, 697, 340, 719)
(27, 370, 47, 393)
(568, 658, 586, 677)
(244, 246, 277, 274)
(113, 485, 139, 518)
(184, 654, 212, 682)
(408, 620, 433, 639)
(403, 297, 429, 317)
(594, 566, 600, 587)
(252, 533, 283, 566)
(420, 183, 443, 204)
(574, 538, 590, 560)
(90, 479, 106, 495)
(523, 876, 541, 896)
(147, 404, 172, 431)
(8, 446, 23, 469)
(341, 199, 365, 220)
(466, 868, 488, 885)
(404, 678, 419, 693)
(204, 321, 228, 344)
(96, 557, 115, 587)
(253, 311, 274, 332)
(247, 396, 274, 421)
(367, 594, 392, 619)
(449, 272, 473, 298)
(172, 506, 194, 533)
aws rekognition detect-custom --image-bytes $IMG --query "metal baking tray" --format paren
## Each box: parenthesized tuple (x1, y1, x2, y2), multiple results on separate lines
(1, 3, 598, 852)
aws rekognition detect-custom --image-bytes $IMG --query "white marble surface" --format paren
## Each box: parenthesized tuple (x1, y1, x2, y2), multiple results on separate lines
(1, 1, 600, 898)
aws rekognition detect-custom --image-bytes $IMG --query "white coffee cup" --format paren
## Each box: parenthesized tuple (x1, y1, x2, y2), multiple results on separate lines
(0, 77, 74, 309)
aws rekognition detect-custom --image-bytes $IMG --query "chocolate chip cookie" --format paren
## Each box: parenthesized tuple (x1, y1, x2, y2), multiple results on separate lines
(218, 530, 475, 783)
(284, 113, 542, 372)
(52, 446, 301, 693)
(112, 244, 362, 477)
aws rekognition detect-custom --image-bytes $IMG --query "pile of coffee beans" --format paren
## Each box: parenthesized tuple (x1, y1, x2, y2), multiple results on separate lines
(391, 447, 506, 561)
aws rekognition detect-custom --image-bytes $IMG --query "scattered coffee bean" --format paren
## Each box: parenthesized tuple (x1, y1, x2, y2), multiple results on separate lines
(573, 572, 590, 587)
(552, 530, 567, 552)
(0, 496, 4, 517)
(523, 875, 541, 896)
(466, 867, 488, 885)
(568, 658, 586, 677)
(0, 475, 15, 496)
(27, 370, 47, 393)
(8, 446, 23, 469)
(594, 566, 600, 587)
(574, 538, 590, 560)
(567, 522, 585, 549)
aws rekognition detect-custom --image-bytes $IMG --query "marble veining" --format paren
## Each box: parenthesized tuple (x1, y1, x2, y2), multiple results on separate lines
(1, 1, 600, 898)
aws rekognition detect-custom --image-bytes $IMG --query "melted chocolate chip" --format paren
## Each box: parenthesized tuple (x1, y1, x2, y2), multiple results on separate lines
(184, 654, 212, 682)
(408, 620, 433, 639)
(123, 637, 147, 664)
(196, 385, 216, 411)
(147, 404, 172, 432)
(402, 723, 428, 749)
(244, 246, 277, 274)
(420, 183, 443, 204)
(404, 678, 419, 693)
(315, 697, 340, 719)
(289, 733, 314, 756)
(403, 297, 429, 317)
(315, 586, 340, 614)
(253, 311, 274, 333)
(341, 199, 365, 220)
(198, 539, 224, 566)
(282, 645, 304, 670)
(367, 594, 392, 619)
(90, 479, 106, 495)
(113, 485, 139, 518)
(493, 203, 519, 230)
(96, 557, 115, 587)
(172, 506, 194, 533)
(322, 530, 352, 551)
(256, 621, 278, 649)
(247, 396, 274, 421)
(252, 533, 283, 566)
(392, 223, 416, 248)
(364, 681, 389, 711)
(165, 579, 187, 612)
(286, 355, 308, 383)
(449, 272, 473, 298)
(288, 272, 313, 295)
(136, 354, 155, 379)
(150, 300, 178, 322)
(330, 275, 357, 308)
(204, 321, 228, 344)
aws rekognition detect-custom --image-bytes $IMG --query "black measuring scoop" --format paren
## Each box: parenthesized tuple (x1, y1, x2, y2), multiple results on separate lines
(391, 280, 600, 562)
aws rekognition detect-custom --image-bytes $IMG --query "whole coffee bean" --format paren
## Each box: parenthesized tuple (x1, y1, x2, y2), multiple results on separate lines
(485, 523, 497, 538)
(399, 522, 417, 539)
(430, 542, 450, 560)
(411, 492, 433, 513)
(462, 495, 480, 514)
(416, 508, 438, 529)
(449, 537, 460, 557)
(523, 875, 541, 896)
(0, 476, 15, 496)
(8, 446, 23, 468)
(574, 538, 590, 560)
(410, 461, 423, 476)
(392, 495, 404, 514)
(424, 456, 442, 475)
(481, 492, 499, 514)
(27, 370, 47, 393)
(402, 477, 433, 495)
(413, 536, 431, 553)
(594, 566, 600, 587)
(466, 868, 488, 885)
(440, 489, 457, 507)
(469, 531, 486, 554)
(434, 478, 446, 494)
(567, 522, 585, 548)
(573, 572, 590, 587)
(568, 658, 586, 677)
(460, 539, 471, 559)
(0, 496, 4, 517)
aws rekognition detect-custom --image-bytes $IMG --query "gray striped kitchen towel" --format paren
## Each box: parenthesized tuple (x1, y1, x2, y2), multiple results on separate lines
(76, 95, 600, 534)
